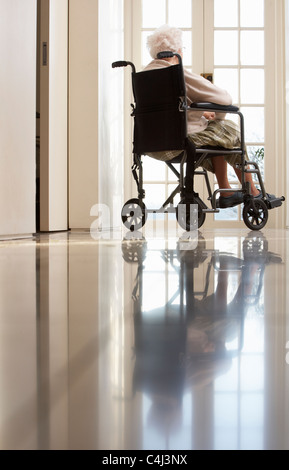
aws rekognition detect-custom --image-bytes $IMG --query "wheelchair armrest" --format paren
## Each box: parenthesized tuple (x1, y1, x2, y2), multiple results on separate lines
(190, 102, 239, 113)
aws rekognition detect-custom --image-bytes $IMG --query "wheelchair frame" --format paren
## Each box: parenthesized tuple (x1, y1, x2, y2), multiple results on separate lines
(112, 52, 285, 231)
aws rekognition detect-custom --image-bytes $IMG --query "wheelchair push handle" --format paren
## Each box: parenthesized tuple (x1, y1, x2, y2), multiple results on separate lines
(112, 61, 128, 68)
(157, 51, 183, 65)
(157, 51, 174, 59)
(112, 61, 136, 73)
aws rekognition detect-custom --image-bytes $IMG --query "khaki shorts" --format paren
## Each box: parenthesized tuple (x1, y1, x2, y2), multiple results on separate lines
(146, 119, 245, 173)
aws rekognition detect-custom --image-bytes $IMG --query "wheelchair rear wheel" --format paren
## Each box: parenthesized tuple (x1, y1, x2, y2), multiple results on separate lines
(243, 199, 268, 231)
(121, 198, 147, 232)
(176, 198, 206, 231)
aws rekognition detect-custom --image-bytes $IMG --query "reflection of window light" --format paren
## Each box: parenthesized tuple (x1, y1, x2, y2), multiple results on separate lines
(214, 237, 240, 254)
(214, 336, 265, 449)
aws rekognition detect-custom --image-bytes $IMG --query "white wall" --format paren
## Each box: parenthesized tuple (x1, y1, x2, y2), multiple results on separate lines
(0, 0, 37, 237)
(69, 0, 99, 229)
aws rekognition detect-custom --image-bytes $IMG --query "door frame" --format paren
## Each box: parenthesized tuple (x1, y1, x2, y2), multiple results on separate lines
(38, 0, 68, 232)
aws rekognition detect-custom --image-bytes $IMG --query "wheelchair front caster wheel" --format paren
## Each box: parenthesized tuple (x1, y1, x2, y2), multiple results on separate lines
(121, 198, 147, 232)
(243, 199, 268, 231)
(176, 199, 206, 231)
(121, 236, 147, 263)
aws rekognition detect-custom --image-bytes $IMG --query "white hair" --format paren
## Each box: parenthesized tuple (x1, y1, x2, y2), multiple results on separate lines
(147, 25, 183, 59)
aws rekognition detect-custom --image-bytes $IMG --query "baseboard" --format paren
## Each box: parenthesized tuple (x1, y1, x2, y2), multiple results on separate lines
(0, 234, 35, 241)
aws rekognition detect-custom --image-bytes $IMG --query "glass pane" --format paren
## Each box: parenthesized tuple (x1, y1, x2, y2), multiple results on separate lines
(214, 68, 239, 104)
(215, 207, 239, 222)
(168, 0, 192, 28)
(247, 146, 265, 180)
(241, 69, 264, 104)
(214, 0, 238, 27)
(168, 184, 180, 220)
(240, 0, 264, 28)
(143, 157, 166, 182)
(182, 31, 193, 66)
(142, 0, 166, 28)
(241, 31, 264, 66)
(215, 31, 238, 66)
(144, 184, 166, 210)
(168, 183, 180, 199)
(241, 107, 264, 143)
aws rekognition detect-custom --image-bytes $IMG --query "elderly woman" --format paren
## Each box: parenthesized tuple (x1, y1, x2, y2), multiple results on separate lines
(144, 25, 264, 209)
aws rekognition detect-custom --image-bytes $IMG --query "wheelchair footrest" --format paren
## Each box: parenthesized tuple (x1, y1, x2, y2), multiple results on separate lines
(203, 208, 220, 214)
(267, 196, 285, 210)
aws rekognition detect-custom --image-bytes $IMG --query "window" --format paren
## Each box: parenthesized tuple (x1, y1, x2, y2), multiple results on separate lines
(128, 0, 284, 228)
(213, 0, 265, 222)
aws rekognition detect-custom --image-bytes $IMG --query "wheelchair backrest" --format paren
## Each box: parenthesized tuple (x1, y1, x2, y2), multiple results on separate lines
(132, 63, 188, 154)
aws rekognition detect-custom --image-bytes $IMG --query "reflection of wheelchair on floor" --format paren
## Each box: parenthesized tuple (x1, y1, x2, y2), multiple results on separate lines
(122, 232, 282, 393)
(113, 53, 285, 232)
(121, 232, 282, 436)
(122, 232, 282, 406)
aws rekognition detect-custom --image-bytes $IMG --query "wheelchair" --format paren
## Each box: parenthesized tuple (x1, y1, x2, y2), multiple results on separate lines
(112, 52, 285, 231)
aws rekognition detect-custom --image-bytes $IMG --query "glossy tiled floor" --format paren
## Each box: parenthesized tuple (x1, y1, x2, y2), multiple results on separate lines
(0, 227, 289, 450)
